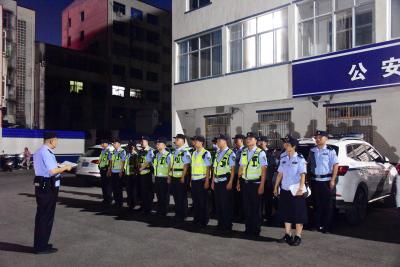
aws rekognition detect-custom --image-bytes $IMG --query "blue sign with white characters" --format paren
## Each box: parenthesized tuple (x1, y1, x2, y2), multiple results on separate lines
(292, 40, 400, 97)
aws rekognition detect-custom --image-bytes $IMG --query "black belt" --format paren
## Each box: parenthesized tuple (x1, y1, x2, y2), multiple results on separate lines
(172, 168, 183, 171)
(241, 178, 261, 183)
(313, 174, 332, 178)
(215, 173, 230, 178)
(34, 176, 60, 190)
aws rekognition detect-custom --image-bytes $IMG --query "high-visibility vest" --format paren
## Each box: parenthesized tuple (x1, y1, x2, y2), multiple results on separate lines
(240, 147, 262, 180)
(99, 148, 110, 169)
(191, 148, 209, 180)
(170, 149, 186, 178)
(138, 147, 153, 175)
(213, 148, 233, 176)
(124, 153, 136, 175)
(111, 149, 126, 172)
(153, 151, 170, 177)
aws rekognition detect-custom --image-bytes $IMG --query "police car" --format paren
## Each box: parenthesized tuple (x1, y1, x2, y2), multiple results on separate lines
(297, 135, 398, 224)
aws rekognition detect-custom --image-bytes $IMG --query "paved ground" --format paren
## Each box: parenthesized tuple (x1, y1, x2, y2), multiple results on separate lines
(0, 171, 399, 267)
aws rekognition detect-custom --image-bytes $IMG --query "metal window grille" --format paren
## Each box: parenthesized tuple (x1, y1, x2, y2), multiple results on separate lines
(205, 115, 231, 148)
(326, 103, 373, 143)
(258, 110, 291, 148)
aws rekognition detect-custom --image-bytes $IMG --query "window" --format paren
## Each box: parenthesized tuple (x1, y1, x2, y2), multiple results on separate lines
(297, 0, 375, 58)
(68, 17, 71, 27)
(147, 71, 159, 82)
(147, 91, 160, 102)
(188, 0, 211, 11)
(130, 68, 143, 79)
(131, 26, 145, 41)
(130, 88, 142, 99)
(112, 64, 125, 76)
(113, 21, 127, 36)
(228, 8, 288, 72)
(365, 145, 384, 162)
(131, 8, 143, 20)
(326, 103, 373, 144)
(147, 14, 158, 25)
(205, 114, 231, 148)
(80, 31, 84, 41)
(80, 11, 85, 21)
(146, 51, 160, 63)
(112, 85, 125, 97)
(392, 0, 400, 38)
(147, 31, 160, 44)
(177, 30, 222, 82)
(346, 144, 370, 162)
(258, 110, 291, 148)
(69, 81, 83, 94)
(113, 1, 126, 15)
(131, 47, 145, 60)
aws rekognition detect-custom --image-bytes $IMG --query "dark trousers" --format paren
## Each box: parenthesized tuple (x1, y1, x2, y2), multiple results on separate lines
(233, 175, 244, 220)
(155, 176, 169, 215)
(263, 178, 274, 220)
(242, 181, 262, 236)
(126, 174, 138, 209)
(191, 179, 209, 226)
(170, 178, 188, 221)
(100, 168, 112, 204)
(111, 173, 123, 207)
(34, 185, 59, 251)
(139, 173, 154, 213)
(312, 180, 335, 230)
(214, 180, 233, 230)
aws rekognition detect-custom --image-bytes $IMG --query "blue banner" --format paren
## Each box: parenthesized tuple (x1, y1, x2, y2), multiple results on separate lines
(2, 128, 85, 139)
(292, 40, 400, 97)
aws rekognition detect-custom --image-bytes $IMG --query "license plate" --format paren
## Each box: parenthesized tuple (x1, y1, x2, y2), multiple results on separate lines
(82, 162, 89, 167)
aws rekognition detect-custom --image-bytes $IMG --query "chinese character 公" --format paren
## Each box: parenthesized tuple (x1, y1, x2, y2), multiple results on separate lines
(382, 57, 400, 78)
(348, 63, 367, 81)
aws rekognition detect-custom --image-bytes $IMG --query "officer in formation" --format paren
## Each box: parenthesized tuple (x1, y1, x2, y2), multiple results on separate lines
(212, 134, 236, 232)
(107, 138, 126, 208)
(190, 135, 212, 227)
(33, 132, 73, 254)
(138, 136, 155, 214)
(169, 134, 191, 222)
(232, 134, 245, 220)
(125, 142, 139, 210)
(237, 132, 268, 237)
(98, 139, 112, 204)
(308, 130, 339, 233)
(274, 135, 307, 246)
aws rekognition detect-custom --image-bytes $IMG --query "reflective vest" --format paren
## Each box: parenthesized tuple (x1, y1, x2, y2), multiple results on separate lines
(213, 148, 233, 176)
(191, 148, 209, 180)
(138, 147, 153, 175)
(153, 151, 170, 177)
(124, 153, 136, 175)
(170, 148, 186, 178)
(240, 147, 262, 180)
(99, 148, 110, 169)
(111, 149, 126, 172)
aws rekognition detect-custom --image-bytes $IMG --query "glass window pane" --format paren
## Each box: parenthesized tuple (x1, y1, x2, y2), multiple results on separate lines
(189, 38, 199, 51)
(355, 3, 374, 46)
(200, 34, 211, 48)
(230, 39, 242, 72)
(179, 42, 188, 54)
(298, 20, 314, 57)
(179, 54, 188, 82)
(336, 0, 354, 10)
(189, 52, 199, 80)
(212, 46, 222, 75)
(316, 0, 333, 15)
(392, 0, 400, 38)
(243, 18, 257, 37)
(259, 31, 274, 66)
(316, 15, 333, 54)
(212, 31, 222, 45)
(357, 0, 373, 5)
(229, 24, 242, 40)
(243, 36, 256, 69)
(336, 10, 353, 51)
(258, 13, 273, 33)
(275, 28, 288, 63)
(273, 9, 287, 28)
(298, 1, 314, 20)
(200, 49, 211, 77)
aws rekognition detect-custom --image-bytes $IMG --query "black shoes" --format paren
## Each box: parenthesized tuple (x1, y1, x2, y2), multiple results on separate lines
(278, 234, 293, 244)
(290, 236, 302, 246)
(35, 247, 58, 255)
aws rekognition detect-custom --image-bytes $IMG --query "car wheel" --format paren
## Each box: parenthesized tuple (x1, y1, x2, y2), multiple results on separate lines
(346, 187, 368, 225)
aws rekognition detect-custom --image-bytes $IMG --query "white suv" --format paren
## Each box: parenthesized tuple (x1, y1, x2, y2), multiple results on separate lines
(297, 137, 398, 224)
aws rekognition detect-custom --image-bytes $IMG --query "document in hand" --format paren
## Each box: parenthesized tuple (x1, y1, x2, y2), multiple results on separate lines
(289, 183, 311, 197)
(58, 161, 78, 168)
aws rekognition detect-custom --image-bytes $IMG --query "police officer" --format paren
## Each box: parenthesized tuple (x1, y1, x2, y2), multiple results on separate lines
(308, 130, 339, 233)
(107, 138, 126, 208)
(169, 134, 191, 222)
(232, 134, 245, 220)
(124, 142, 139, 210)
(138, 136, 155, 214)
(152, 139, 172, 216)
(33, 132, 73, 254)
(237, 132, 268, 237)
(212, 134, 236, 232)
(190, 135, 212, 227)
(274, 135, 307, 246)
(99, 139, 112, 204)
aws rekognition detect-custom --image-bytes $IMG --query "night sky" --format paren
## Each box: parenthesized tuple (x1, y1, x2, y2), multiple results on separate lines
(16, 0, 172, 45)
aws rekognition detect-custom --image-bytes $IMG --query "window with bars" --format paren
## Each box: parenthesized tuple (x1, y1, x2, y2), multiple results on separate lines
(326, 103, 373, 143)
(258, 110, 292, 148)
(205, 115, 231, 148)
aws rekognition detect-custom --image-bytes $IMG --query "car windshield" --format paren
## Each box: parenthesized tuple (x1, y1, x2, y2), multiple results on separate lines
(296, 144, 339, 159)
(83, 148, 102, 157)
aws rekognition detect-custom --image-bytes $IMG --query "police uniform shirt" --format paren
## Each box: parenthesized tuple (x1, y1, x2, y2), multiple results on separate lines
(278, 152, 307, 191)
(174, 146, 192, 165)
(239, 146, 268, 167)
(216, 147, 236, 168)
(144, 147, 155, 164)
(153, 149, 172, 166)
(310, 146, 338, 177)
(192, 149, 212, 167)
(108, 147, 127, 173)
(33, 145, 59, 179)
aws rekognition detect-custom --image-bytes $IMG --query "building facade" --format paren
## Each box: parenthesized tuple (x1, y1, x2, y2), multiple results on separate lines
(172, 0, 400, 161)
(0, 0, 35, 128)
(61, 0, 172, 139)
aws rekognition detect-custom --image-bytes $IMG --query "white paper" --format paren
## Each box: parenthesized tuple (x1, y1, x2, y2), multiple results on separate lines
(289, 183, 306, 196)
(55, 180, 60, 187)
(58, 161, 78, 168)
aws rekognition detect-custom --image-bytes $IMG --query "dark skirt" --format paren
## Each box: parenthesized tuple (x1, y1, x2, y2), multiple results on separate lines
(277, 189, 308, 224)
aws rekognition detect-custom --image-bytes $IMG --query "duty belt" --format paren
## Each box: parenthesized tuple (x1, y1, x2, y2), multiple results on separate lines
(312, 174, 332, 181)
(241, 177, 261, 184)
(214, 174, 230, 183)
(34, 176, 60, 189)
